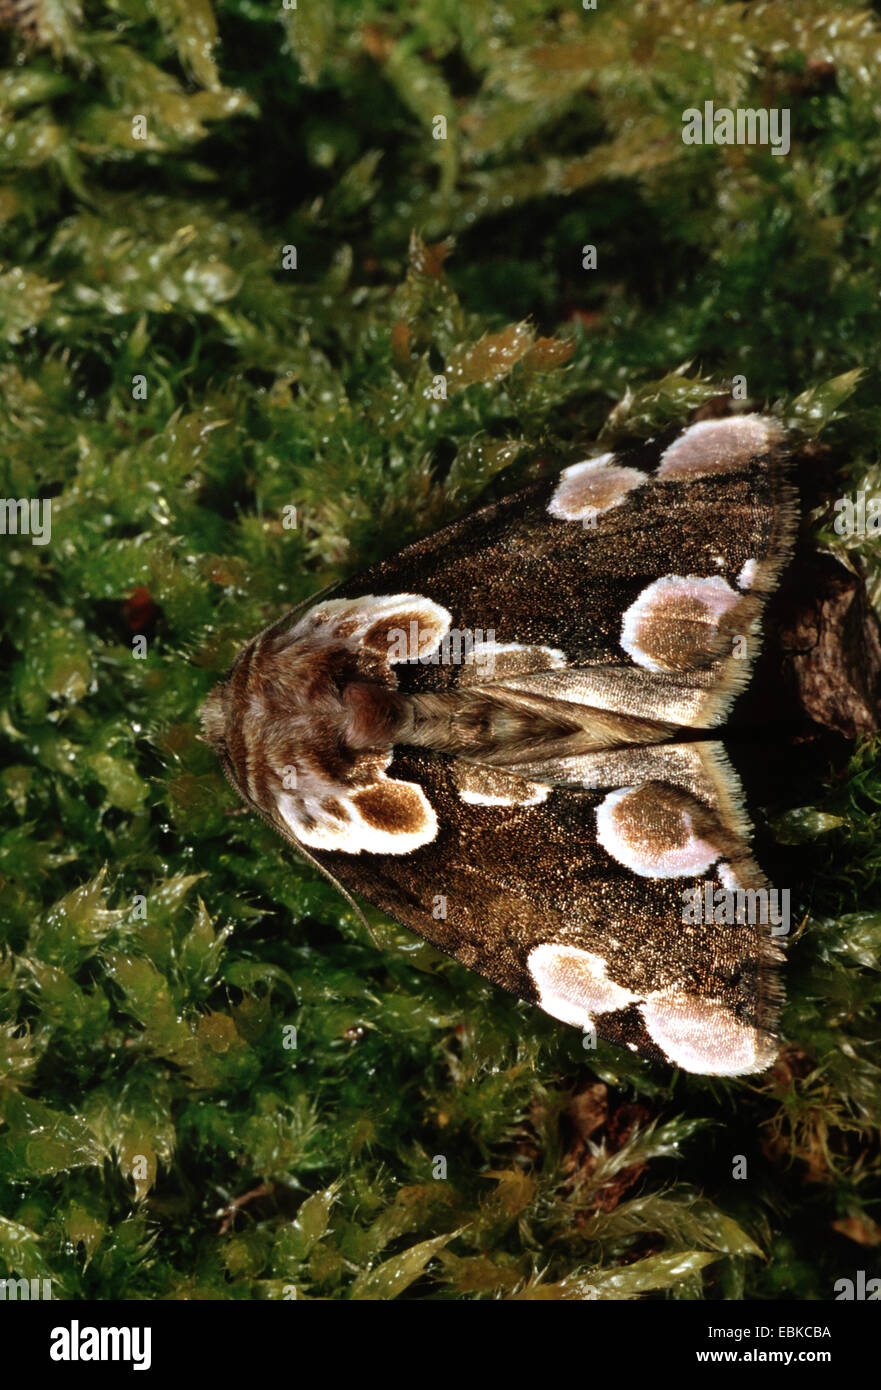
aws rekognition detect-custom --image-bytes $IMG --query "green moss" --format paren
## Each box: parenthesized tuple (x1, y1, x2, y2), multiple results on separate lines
(0, 0, 880, 1300)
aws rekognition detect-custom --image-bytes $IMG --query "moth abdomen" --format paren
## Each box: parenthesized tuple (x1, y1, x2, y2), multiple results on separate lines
(396, 687, 579, 759)
(397, 686, 673, 764)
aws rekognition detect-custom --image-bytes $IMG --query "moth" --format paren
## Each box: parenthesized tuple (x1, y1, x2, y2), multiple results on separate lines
(201, 414, 797, 1076)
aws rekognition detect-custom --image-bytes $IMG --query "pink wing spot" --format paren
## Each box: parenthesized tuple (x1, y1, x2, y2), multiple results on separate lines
(620, 574, 741, 672)
(527, 944, 637, 1029)
(657, 415, 783, 480)
(595, 784, 721, 878)
(640, 988, 778, 1075)
(548, 454, 645, 522)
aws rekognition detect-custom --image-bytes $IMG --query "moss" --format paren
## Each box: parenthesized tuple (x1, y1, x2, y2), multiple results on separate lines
(0, 0, 879, 1299)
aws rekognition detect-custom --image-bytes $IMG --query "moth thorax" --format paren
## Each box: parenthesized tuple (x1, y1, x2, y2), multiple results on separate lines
(341, 681, 407, 750)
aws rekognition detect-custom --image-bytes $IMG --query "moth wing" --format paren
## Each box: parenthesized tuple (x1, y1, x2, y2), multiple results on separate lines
(341, 414, 797, 729)
(313, 740, 782, 1076)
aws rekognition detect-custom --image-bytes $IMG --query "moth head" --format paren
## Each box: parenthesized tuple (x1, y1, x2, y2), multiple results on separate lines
(199, 680, 231, 750)
(199, 677, 249, 804)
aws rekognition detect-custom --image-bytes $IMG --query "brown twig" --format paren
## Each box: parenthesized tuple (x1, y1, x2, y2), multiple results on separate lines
(217, 1181, 274, 1234)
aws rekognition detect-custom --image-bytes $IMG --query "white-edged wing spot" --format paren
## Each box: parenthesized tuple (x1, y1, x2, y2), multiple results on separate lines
(454, 765, 550, 807)
(528, 944, 637, 1027)
(595, 783, 723, 879)
(548, 453, 646, 522)
(620, 574, 742, 673)
(295, 592, 452, 666)
(639, 988, 778, 1076)
(277, 771, 438, 855)
(461, 639, 567, 685)
(656, 414, 784, 480)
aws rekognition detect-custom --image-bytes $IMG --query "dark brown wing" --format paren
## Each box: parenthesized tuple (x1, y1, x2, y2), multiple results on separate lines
(314, 739, 783, 1076)
(340, 414, 796, 731)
